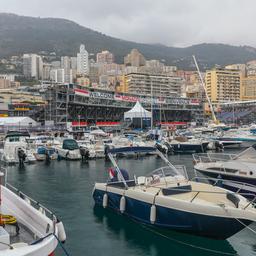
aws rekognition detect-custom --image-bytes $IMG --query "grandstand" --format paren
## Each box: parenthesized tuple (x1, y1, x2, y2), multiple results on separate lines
(218, 100, 256, 124)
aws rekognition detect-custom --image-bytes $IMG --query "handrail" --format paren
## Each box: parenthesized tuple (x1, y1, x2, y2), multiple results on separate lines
(193, 153, 237, 163)
(5, 183, 57, 223)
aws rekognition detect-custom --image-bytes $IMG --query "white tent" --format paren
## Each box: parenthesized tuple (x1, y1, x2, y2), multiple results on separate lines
(0, 117, 38, 127)
(124, 101, 152, 119)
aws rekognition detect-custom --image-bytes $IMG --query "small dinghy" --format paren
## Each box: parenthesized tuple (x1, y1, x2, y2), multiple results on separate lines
(93, 147, 256, 239)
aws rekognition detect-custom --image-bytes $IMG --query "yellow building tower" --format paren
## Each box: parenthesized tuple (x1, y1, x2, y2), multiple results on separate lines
(205, 68, 241, 104)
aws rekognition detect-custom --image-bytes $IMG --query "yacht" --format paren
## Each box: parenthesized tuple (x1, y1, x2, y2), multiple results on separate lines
(0, 132, 36, 165)
(56, 138, 82, 160)
(93, 147, 256, 239)
(0, 167, 66, 255)
(167, 137, 209, 153)
(193, 145, 256, 197)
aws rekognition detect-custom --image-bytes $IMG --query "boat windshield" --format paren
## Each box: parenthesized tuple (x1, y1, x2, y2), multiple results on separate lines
(233, 146, 256, 162)
(148, 165, 187, 179)
(63, 139, 79, 150)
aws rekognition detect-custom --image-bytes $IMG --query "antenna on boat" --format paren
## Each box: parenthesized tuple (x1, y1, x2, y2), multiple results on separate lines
(192, 55, 218, 124)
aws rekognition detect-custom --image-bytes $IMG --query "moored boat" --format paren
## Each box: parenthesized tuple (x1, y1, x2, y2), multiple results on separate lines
(56, 138, 82, 160)
(93, 147, 256, 239)
(193, 145, 256, 198)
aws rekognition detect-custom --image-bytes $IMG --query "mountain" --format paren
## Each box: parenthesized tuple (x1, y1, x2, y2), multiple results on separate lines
(1, 13, 256, 69)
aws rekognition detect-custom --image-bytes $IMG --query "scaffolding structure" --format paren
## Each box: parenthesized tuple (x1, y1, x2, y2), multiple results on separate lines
(44, 84, 204, 127)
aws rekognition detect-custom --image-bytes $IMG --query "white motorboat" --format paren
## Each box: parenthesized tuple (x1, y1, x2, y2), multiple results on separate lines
(193, 146, 256, 198)
(0, 167, 66, 255)
(56, 138, 81, 160)
(0, 132, 36, 165)
(93, 147, 256, 239)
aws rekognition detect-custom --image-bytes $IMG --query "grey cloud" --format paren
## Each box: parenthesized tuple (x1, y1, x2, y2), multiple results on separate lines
(0, 0, 255, 47)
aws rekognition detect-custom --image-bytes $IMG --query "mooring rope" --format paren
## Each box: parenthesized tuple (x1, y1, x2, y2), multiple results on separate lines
(140, 224, 238, 256)
(235, 218, 256, 235)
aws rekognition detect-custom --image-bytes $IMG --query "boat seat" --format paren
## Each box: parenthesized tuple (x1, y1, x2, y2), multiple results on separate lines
(226, 192, 240, 208)
(162, 185, 192, 196)
(107, 180, 136, 188)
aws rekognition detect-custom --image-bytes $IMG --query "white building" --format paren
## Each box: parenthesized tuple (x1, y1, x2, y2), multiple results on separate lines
(50, 69, 65, 83)
(61, 56, 73, 83)
(23, 54, 43, 79)
(77, 44, 89, 76)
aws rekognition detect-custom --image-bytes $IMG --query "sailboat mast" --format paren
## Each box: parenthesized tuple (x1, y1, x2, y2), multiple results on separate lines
(192, 55, 217, 124)
(151, 78, 153, 130)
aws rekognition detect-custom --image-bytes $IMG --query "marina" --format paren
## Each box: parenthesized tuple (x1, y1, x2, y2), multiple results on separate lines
(2, 149, 256, 256)
(0, 4, 256, 255)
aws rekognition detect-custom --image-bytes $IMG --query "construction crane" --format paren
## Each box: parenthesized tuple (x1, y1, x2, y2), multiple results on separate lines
(192, 55, 219, 124)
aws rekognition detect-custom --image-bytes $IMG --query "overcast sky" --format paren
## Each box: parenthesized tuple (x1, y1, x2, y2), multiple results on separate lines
(0, 0, 254, 47)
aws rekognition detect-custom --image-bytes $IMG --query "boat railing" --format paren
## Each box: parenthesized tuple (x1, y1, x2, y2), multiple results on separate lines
(5, 182, 57, 223)
(0, 167, 57, 223)
(193, 153, 237, 163)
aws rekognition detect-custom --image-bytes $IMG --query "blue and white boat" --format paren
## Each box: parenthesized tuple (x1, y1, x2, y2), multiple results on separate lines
(93, 146, 256, 239)
(168, 137, 209, 153)
(193, 146, 256, 198)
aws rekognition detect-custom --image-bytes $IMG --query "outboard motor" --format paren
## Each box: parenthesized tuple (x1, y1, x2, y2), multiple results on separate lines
(164, 142, 173, 155)
(17, 148, 26, 166)
(155, 143, 167, 154)
(45, 149, 51, 163)
(215, 141, 224, 152)
(104, 145, 111, 161)
(80, 147, 90, 161)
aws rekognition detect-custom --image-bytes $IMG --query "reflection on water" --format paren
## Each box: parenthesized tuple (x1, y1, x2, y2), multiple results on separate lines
(93, 205, 237, 256)
(4, 150, 256, 256)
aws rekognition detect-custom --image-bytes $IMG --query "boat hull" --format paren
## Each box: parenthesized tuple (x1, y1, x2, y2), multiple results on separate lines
(170, 142, 209, 153)
(93, 188, 251, 239)
(194, 168, 256, 199)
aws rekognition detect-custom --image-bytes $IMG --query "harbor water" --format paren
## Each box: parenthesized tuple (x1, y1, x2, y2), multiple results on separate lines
(5, 153, 256, 256)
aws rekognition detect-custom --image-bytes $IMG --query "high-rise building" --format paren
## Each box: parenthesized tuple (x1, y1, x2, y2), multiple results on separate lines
(50, 69, 65, 83)
(23, 54, 43, 79)
(205, 68, 241, 103)
(124, 73, 183, 97)
(77, 44, 89, 75)
(61, 56, 73, 83)
(124, 49, 146, 67)
(42, 63, 52, 81)
(96, 50, 114, 64)
(240, 76, 256, 101)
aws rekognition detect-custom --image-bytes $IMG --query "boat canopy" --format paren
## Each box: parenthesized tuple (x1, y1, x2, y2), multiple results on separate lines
(108, 146, 157, 154)
(5, 131, 30, 138)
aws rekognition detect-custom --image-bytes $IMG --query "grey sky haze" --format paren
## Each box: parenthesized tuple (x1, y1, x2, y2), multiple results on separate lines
(0, 0, 254, 47)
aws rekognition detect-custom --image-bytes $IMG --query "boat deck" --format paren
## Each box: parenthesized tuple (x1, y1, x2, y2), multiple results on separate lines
(4, 223, 36, 245)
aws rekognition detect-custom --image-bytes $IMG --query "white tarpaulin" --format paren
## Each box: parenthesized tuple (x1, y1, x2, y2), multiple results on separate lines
(124, 101, 152, 119)
(0, 117, 38, 127)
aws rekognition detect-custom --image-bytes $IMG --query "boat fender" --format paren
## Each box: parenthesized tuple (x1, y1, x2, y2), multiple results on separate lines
(120, 196, 126, 213)
(56, 220, 66, 243)
(39, 207, 46, 215)
(103, 193, 108, 208)
(24, 197, 31, 205)
(150, 205, 156, 224)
